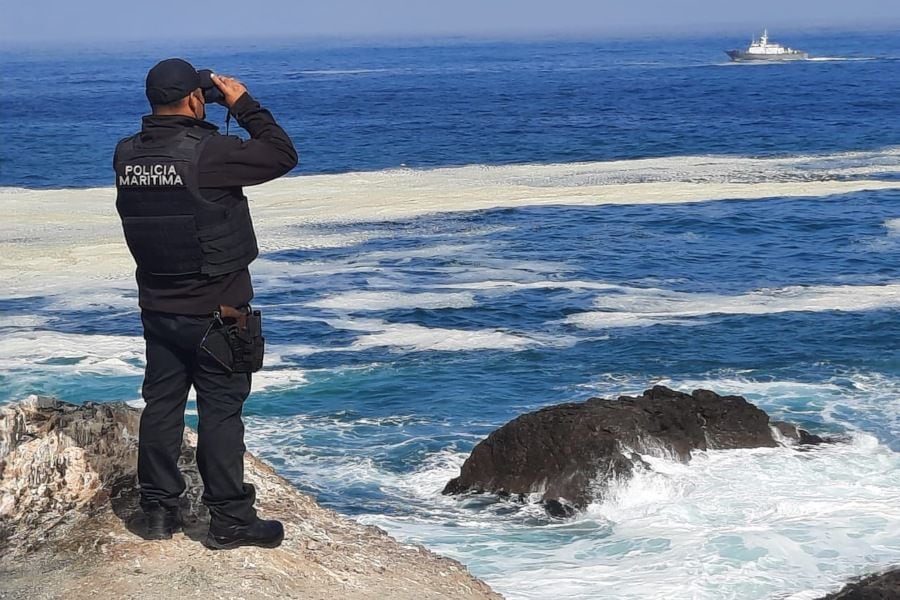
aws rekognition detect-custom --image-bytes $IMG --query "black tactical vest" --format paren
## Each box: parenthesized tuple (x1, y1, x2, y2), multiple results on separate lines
(114, 127, 259, 277)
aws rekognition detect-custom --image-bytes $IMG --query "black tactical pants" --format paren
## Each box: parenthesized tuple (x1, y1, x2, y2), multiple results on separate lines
(138, 309, 257, 526)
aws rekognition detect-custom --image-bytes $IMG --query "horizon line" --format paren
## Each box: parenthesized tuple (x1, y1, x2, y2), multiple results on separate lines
(3, 20, 900, 52)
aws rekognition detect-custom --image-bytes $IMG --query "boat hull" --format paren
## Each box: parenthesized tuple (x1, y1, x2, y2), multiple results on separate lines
(726, 50, 809, 61)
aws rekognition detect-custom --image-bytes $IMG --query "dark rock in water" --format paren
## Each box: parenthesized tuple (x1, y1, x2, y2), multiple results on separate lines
(443, 385, 825, 511)
(771, 420, 828, 445)
(817, 567, 900, 599)
(543, 498, 579, 518)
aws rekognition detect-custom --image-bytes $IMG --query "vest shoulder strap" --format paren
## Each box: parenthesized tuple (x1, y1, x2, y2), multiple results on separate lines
(114, 127, 217, 163)
(113, 134, 139, 164)
(184, 129, 216, 177)
(159, 127, 217, 162)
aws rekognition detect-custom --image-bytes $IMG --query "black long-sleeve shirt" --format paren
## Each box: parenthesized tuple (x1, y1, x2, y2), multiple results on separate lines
(132, 92, 298, 315)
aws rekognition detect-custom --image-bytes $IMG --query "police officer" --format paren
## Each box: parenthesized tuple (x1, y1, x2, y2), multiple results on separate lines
(114, 58, 297, 549)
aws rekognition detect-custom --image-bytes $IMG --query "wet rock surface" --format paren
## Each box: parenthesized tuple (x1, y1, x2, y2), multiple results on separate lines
(444, 385, 827, 514)
(817, 567, 900, 599)
(0, 396, 502, 600)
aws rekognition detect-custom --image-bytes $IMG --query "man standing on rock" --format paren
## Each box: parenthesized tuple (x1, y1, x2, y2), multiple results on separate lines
(113, 58, 297, 549)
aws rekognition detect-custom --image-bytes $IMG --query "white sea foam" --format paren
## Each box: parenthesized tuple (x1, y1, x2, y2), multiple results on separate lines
(250, 368, 309, 392)
(566, 282, 900, 329)
(269, 316, 576, 354)
(859, 217, 900, 252)
(307, 290, 477, 311)
(555, 437, 900, 600)
(441, 277, 900, 327)
(886, 217, 900, 235)
(327, 317, 568, 352)
(0, 315, 50, 328)
(362, 242, 491, 261)
(0, 328, 307, 401)
(276, 228, 382, 250)
(251, 244, 572, 302)
(354, 433, 899, 600)
(348, 322, 533, 352)
(265, 342, 327, 362)
(250, 258, 382, 288)
(807, 56, 877, 62)
(649, 375, 845, 401)
(4, 148, 899, 295)
(437, 279, 622, 292)
(0, 331, 144, 376)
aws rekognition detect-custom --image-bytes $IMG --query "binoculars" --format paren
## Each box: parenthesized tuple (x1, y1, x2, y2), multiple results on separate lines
(198, 69, 227, 106)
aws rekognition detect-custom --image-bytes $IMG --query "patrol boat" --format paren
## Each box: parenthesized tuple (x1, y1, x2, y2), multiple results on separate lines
(726, 30, 808, 62)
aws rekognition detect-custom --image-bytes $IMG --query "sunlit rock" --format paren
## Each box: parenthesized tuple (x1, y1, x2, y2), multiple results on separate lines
(0, 396, 500, 600)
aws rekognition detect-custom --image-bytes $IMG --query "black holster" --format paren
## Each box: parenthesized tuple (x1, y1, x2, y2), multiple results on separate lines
(202, 305, 265, 373)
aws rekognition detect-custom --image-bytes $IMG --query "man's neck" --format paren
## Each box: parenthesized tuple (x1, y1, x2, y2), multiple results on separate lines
(153, 108, 198, 119)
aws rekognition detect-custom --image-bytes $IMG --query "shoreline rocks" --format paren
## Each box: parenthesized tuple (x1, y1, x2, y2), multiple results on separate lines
(0, 396, 502, 600)
(816, 567, 900, 599)
(443, 385, 826, 515)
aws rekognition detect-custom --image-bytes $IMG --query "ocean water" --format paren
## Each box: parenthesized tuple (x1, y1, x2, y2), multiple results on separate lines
(3, 30, 900, 600)
(2, 29, 900, 187)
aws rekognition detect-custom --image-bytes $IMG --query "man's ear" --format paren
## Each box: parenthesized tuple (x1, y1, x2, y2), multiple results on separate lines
(189, 89, 205, 118)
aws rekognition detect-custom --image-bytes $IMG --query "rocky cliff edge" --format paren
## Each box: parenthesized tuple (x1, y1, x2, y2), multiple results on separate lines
(0, 396, 502, 600)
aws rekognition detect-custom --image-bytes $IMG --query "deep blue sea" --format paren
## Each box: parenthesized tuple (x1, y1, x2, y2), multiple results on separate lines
(2, 30, 900, 599)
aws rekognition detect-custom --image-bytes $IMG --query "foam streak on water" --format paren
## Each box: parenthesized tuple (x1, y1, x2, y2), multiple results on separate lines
(566, 282, 900, 328)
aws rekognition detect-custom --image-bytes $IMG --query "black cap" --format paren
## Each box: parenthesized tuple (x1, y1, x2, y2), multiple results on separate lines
(145, 58, 201, 105)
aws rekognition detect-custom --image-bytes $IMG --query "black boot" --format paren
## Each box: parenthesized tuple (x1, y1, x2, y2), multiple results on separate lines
(143, 503, 181, 540)
(204, 517, 284, 550)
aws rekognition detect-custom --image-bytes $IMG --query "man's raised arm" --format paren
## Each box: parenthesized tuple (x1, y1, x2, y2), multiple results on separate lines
(199, 74, 298, 188)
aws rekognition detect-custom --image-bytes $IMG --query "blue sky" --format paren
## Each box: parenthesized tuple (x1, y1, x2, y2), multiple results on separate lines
(2, 0, 899, 44)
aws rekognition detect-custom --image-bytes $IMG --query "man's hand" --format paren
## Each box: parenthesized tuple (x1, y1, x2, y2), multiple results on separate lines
(210, 73, 248, 109)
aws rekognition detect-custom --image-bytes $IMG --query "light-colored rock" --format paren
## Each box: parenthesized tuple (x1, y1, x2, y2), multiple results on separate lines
(0, 396, 502, 600)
